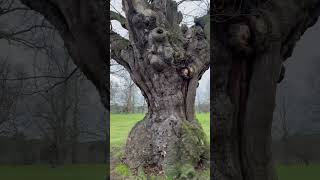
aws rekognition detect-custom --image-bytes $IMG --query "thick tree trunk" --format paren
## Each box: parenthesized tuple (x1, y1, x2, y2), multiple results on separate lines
(124, 63, 209, 178)
(212, 21, 281, 180)
(118, 0, 210, 178)
(212, 1, 320, 180)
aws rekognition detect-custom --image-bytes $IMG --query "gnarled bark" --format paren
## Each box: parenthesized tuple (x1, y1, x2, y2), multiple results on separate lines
(119, 0, 210, 178)
(212, 0, 320, 180)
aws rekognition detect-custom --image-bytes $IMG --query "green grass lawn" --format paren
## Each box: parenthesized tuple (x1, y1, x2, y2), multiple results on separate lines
(110, 113, 320, 180)
(110, 113, 145, 147)
(110, 113, 210, 148)
(1, 164, 319, 180)
(0, 113, 319, 180)
(0, 164, 107, 180)
(277, 164, 320, 180)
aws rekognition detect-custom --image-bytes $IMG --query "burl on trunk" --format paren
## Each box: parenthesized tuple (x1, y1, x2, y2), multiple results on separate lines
(117, 0, 210, 178)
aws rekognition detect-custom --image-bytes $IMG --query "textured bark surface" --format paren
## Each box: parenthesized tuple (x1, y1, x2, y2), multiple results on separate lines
(118, 0, 210, 178)
(212, 0, 320, 180)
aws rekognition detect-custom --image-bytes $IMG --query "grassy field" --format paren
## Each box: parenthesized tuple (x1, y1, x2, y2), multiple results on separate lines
(277, 164, 320, 180)
(0, 113, 319, 179)
(0, 164, 107, 180)
(110, 113, 320, 180)
(0, 164, 319, 180)
(110, 113, 210, 148)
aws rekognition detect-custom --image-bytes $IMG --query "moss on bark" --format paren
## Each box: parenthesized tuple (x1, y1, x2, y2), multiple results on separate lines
(164, 120, 210, 179)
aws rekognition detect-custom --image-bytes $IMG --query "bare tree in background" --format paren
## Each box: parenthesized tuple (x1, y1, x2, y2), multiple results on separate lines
(120, 75, 136, 114)
(0, 0, 108, 167)
(0, 0, 52, 136)
(0, 0, 55, 54)
(0, 59, 24, 135)
(29, 55, 81, 166)
(111, 61, 147, 114)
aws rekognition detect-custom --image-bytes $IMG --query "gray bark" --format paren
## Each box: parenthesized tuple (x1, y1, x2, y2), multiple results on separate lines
(212, 1, 320, 180)
(120, 0, 210, 177)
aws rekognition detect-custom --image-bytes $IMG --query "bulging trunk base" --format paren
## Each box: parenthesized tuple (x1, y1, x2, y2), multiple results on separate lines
(124, 113, 209, 179)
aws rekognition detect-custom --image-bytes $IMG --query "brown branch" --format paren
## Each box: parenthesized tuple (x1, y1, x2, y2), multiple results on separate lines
(110, 30, 133, 71)
(110, 10, 127, 29)
(21, 67, 78, 96)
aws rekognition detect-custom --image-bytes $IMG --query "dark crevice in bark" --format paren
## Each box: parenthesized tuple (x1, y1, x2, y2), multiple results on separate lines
(238, 61, 252, 180)
(182, 79, 190, 121)
(226, 55, 252, 179)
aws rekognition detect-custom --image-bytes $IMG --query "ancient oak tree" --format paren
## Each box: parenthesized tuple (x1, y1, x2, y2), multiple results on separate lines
(113, 0, 210, 177)
(212, 0, 320, 180)
(20, 0, 210, 178)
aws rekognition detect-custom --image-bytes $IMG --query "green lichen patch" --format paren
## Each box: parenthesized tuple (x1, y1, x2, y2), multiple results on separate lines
(114, 149, 125, 160)
(115, 163, 131, 177)
(180, 120, 210, 163)
(164, 120, 210, 179)
(179, 164, 196, 179)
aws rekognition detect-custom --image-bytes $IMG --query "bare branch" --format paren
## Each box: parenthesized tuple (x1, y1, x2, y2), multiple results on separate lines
(20, 0, 109, 108)
(110, 30, 133, 71)
(110, 10, 127, 29)
(21, 67, 78, 96)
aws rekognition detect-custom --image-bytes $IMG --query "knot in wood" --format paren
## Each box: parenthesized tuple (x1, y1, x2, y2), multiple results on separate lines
(228, 22, 252, 57)
(147, 27, 175, 66)
(173, 51, 186, 63)
(150, 27, 167, 42)
(229, 23, 251, 47)
(248, 13, 274, 53)
(149, 54, 167, 72)
(180, 66, 194, 79)
(132, 12, 157, 30)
